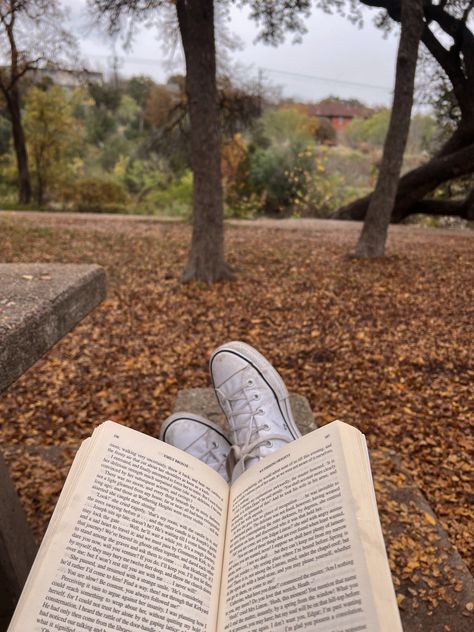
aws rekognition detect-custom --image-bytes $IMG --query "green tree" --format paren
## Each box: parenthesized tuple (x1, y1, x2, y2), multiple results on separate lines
(142, 73, 263, 177)
(406, 114, 436, 154)
(230, 108, 318, 215)
(313, 116, 336, 145)
(346, 110, 435, 153)
(345, 110, 390, 147)
(0, 0, 76, 204)
(126, 75, 155, 132)
(127, 75, 154, 109)
(86, 81, 123, 146)
(24, 85, 82, 206)
(261, 107, 317, 149)
(88, 82, 121, 112)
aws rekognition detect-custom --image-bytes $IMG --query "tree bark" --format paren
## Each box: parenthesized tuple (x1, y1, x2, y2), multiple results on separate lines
(176, 0, 234, 283)
(355, 0, 424, 257)
(5, 87, 31, 205)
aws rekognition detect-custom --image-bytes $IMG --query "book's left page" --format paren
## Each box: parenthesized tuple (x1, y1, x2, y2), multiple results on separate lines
(8, 420, 230, 632)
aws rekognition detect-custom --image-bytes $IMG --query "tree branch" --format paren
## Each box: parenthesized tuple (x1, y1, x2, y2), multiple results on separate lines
(397, 193, 474, 221)
(421, 25, 468, 110)
(7, 57, 44, 90)
(426, 2, 474, 80)
(461, 0, 474, 26)
(359, 0, 474, 84)
(359, 0, 393, 12)
(337, 142, 474, 222)
(139, 102, 188, 157)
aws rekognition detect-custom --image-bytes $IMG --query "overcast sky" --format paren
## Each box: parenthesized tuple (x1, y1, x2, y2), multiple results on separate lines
(64, 1, 399, 107)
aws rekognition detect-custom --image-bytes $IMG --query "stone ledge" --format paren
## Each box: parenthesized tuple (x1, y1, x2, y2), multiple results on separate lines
(175, 388, 473, 631)
(3, 388, 472, 631)
(0, 452, 37, 628)
(372, 449, 474, 631)
(0, 263, 106, 394)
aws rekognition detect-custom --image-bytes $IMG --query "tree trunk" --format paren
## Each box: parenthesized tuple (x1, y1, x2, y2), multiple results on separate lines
(5, 88, 31, 204)
(355, 0, 424, 257)
(176, 0, 234, 283)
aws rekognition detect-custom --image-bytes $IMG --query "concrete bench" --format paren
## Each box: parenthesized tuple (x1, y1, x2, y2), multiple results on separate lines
(0, 263, 106, 631)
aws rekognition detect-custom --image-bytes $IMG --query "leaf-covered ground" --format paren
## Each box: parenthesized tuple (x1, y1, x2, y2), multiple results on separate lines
(0, 213, 472, 587)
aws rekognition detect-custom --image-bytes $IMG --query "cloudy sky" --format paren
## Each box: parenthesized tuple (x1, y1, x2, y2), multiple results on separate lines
(64, 1, 399, 107)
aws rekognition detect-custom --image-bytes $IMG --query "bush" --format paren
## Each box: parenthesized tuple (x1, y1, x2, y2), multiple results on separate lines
(140, 171, 193, 217)
(61, 177, 128, 213)
(344, 110, 390, 147)
(323, 145, 375, 188)
(224, 108, 321, 217)
(99, 135, 132, 172)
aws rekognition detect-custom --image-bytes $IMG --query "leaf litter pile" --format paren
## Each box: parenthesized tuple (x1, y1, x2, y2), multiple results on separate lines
(0, 214, 473, 619)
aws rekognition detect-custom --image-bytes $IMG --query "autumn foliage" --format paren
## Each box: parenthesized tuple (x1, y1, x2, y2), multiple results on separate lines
(0, 214, 472, 608)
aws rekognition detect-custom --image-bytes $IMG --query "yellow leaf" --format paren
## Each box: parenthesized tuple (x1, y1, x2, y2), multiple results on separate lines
(424, 512, 436, 526)
(396, 593, 406, 607)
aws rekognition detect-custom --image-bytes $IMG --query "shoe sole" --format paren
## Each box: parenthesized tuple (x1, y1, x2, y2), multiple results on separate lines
(210, 341, 302, 440)
(160, 412, 232, 445)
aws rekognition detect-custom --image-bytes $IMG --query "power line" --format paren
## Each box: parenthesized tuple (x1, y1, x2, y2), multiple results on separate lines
(86, 53, 166, 67)
(259, 66, 392, 92)
(84, 53, 391, 92)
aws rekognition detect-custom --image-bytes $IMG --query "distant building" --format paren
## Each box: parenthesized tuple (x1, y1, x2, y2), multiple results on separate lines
(307, 100, 374, 133)
(29, 67, 103, 89)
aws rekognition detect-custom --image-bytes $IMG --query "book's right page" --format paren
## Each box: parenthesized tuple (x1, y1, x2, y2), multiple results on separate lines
(217, 420, 402, 632)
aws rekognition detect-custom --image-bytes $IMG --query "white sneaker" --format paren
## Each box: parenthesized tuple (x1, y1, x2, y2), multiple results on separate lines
(160, 412, 232, 482)
(210, 341, 301, 481)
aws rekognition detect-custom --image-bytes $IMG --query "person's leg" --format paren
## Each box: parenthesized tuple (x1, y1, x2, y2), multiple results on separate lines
(160, 412, 232, 482)
(210, 341, 301, 481)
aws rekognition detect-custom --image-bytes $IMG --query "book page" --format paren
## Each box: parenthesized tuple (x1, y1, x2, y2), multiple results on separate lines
(9, 421, 229, 632)
(217, 421, 401, 632)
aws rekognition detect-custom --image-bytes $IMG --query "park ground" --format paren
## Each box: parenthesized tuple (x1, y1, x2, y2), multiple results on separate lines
(0, 211, 472, 603)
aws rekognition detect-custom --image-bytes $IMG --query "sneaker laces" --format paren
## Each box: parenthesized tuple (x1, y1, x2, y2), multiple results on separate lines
(225, 432, 292, 479)
(216, 383, 292, 476)
(183, 429, 229, 476)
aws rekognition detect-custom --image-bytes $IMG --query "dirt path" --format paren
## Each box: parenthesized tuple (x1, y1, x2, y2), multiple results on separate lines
(1, 209, 471, 240)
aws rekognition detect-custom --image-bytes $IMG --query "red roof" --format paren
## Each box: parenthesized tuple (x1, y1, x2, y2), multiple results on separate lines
(307, 101, 372, 119)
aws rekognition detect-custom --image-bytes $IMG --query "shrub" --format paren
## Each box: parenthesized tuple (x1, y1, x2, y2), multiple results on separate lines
(140, 171, 193, 217)
(344, 110, 390, 147)
(61, 176, 128, 213)
(225, 108, 320, 217)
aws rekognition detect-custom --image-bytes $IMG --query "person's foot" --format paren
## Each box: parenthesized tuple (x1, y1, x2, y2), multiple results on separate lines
(160, 412, 232, 482)
(210, 341, 301, 481)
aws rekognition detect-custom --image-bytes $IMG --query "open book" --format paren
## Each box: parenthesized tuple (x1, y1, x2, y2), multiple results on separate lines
(8, 420, 402, 632)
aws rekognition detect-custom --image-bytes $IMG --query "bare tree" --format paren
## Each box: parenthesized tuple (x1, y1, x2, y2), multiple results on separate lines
(355, 0, 424, 257)
(0, 0, 76, 204)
